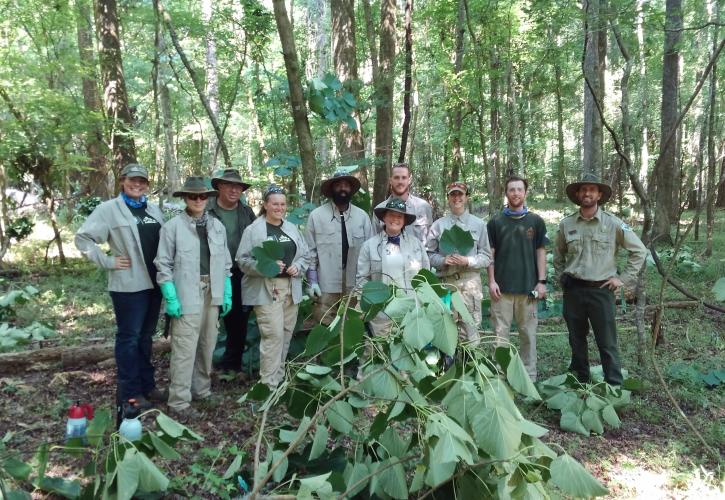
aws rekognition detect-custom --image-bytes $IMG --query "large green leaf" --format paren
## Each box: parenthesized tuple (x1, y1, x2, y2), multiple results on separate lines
(361, 280, 392, 305)
(439, 225, 474, 255)
(156, 412, 202, 441)
(361, 365, 400, 400)
(86, 408, 112, 447)
(383, 292, 417, 322)
(506, 352, 541, 400)
(252, 240, 284, 277)
(271, 450, 289, 482)
(304, 324, 334, 356)
(450, 290, 475, 325)
(424, 460, 456, 488)
(377, 427, 410, 459)
(343, 462, 369, 497)
(223, 453, 244, 480)
(427, 304, 458, 356)
(712, 277, 725, 301)
(135, 451, 169, 493)
(560, 412, 589, 436)
(148, 431, 180, 459)
(470, 406, 522, 459)
(3, 458, 31, 480)
(327, 400, 355, 435)
(377, 459, 408, 499)
(582, 409, 604, 434)
(402, 308, 435, 350)
(601, 404, 621, 428)
(36, 477, 81, 499)
(116, 450, 141, 500)
(550, 454, 609, 497)
(309, 425, 329, 460)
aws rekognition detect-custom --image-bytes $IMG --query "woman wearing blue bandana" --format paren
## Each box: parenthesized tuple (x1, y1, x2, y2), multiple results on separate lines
(75, 163, 165, 409)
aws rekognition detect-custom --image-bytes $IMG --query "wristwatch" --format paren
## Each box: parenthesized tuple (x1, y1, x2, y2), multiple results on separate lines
(538, 279, 547, 284)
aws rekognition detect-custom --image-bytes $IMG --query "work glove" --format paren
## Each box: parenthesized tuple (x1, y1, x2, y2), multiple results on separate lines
(221, 276, 233, 317)
(306, 269, 322, 298)
(159, 281, 182, 318)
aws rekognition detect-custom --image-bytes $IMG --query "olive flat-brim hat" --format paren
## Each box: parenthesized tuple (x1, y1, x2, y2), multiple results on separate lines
(211, 168, 252, 191)
(565, 173, 612, 205)
(120, 163, 149, 180)
(373, 197, 417, 226)
(320, 171, 362, 198)
(173, 176, 218, 197)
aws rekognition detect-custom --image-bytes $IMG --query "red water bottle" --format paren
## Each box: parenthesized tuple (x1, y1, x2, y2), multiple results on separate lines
(65, 401, 94, 443)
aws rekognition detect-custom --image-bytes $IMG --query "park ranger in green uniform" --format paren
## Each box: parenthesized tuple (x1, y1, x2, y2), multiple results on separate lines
(553, 173, 648, 386)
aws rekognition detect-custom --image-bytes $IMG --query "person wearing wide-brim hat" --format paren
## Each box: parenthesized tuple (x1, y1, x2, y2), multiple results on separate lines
(553, 172, 647, 387)
(206, 169, 256, 376)
(155, 176, 232, 421)
(75, 163, 166, 410)
(304, 171, 372, 325)
(357, 198, 430, 334)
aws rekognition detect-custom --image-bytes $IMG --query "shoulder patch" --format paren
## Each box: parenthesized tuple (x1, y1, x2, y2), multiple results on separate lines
(621, 222, 632, 232)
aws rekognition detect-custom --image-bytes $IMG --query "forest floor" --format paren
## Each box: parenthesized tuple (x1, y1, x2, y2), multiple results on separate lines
(0, 206, 723, 498)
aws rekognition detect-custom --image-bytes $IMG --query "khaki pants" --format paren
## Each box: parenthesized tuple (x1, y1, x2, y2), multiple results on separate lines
(443, 273, 483, 346)
(254, 278, 299, 387)
(168, 282, 219, 411)
(491, 293, 538, 380)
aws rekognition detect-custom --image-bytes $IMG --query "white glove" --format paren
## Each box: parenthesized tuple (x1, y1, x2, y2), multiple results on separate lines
(307, 283, 322, 298)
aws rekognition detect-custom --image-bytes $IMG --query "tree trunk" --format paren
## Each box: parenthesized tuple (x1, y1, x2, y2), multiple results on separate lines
(94, 0, 137, 178)
(582, 0, 604, 176)
(636, 0, 650, 186)
(705, 0, 719, 256)
(449, 0, 465, 182)
(76, 0, 109, 199)
(309, 0, 328, 201)
(331, 0, 368, 189)
(489, 47, 502, 211)
(398, 0, 414, 164)
(653, 0, 682, 245)
(554, 45, 566, 201)
(372, 0, 397, 206)
(201, 0, 220, 170)
(271, 0, 317, 200)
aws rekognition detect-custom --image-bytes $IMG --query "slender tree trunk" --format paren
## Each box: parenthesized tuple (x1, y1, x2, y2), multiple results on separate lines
(582, 0, 604, 176)
(372, 0, 396, 205)
(94, 0, 137, 177)
(76, 0, 109, 198)
(489, 47, 502, 211)
(554, 47, 566, 201)
(201, 0, 220, 170)
(309, 0, 328, 201)
(331, 0, 368, 189)
(449, 0, 465, 182)
(705, 0, 719, 256)
(398, 0, 413, 164)
(636, 0, 650, 185)
(271, 0, 317, 200)
(653, 0, 682, 245)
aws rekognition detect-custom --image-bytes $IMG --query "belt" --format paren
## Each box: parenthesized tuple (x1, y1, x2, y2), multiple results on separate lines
(200, 275, 210, 284)
(443, 271, 479, 281)
(569, 276, 607, 288)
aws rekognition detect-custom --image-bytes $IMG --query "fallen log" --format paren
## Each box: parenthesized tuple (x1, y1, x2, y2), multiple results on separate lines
(0, 337, 171, 374)
(645, 300, 700, 310)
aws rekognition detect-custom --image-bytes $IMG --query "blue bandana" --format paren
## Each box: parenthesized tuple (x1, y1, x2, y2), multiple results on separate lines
(387, 235, 401, 246)
(503, 206, 528, 217)
(122, 192, 147, 209)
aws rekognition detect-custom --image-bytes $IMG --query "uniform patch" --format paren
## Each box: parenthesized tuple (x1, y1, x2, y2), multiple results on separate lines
(526, 227, 535, 240)
(621, 222, 632, 231)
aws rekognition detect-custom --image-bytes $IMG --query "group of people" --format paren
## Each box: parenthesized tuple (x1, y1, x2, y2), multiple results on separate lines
(75, 161, 648, 420)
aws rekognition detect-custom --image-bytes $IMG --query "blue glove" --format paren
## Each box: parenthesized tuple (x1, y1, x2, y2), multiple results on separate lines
(221, 276, 233, 317)
(159, 282, 182, 318)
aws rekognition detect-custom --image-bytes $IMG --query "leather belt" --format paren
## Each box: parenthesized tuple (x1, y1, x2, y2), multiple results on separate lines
(443, 271, 479, 281)
(569, 276, 607, 288)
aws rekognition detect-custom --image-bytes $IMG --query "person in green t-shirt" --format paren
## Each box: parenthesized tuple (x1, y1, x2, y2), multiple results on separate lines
(486, 176, 548, 381)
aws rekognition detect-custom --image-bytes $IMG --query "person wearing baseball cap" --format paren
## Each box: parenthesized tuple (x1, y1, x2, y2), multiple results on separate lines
(426, 181, 492, 346)
(154, 176, 233, 421)
(75, 163, 166, 410)
(304, 171, 373, 324)
(553, 172, 647, 386)
(206, 169, 257, 377)
(486, 175, 548, 381)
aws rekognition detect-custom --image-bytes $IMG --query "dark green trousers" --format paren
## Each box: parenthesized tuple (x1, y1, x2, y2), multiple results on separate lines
(562, 284, 623, 385)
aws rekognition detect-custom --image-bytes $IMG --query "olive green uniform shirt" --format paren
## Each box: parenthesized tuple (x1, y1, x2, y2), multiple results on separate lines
(553, 208, 648, 286)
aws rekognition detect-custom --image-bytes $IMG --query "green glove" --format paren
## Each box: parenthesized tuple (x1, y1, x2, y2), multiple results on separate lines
(221, 276, 233, 317)
(159, 281, 182, 318)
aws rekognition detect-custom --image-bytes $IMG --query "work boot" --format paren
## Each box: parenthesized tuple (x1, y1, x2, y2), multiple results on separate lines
(145, 388, 169, 403)
(167, 405, 203, 424)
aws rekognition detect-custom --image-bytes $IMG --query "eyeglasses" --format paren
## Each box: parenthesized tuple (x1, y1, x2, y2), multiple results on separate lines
(187, 194, 209, 201)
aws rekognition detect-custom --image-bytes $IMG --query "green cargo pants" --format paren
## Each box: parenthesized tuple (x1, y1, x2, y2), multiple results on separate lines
(562, 283, 623, 385)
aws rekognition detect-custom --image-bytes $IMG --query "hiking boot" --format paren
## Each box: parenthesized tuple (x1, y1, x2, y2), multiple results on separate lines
(130, 395, 154, 411)
(167, 405, 203, 424)
(145, 388, 168, 403)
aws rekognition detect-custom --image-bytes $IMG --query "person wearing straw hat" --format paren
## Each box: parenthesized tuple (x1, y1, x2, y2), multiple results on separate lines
(75, 163, 165, 410)
(553, 173, 647, 386)
(486, 175, 548, 381)
(427, 181, 492, 346)
(206, 169, 256, 376)
(304, 171, 373, 324)
(236, 186, 309, 388)
(357, 198, 430, 334)
(373, 163, 433, 247)
(155, 176, 232, 420)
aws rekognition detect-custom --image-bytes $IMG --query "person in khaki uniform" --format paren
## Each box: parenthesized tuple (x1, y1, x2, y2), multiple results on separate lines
(486, 176, 548, 381)
(75, 163, 165, 409)
(304, 171, 373, 324)
(154, 177, 232, 420)
(426, 182, 492, 345)
(373, 163, 433, 247)
(553, 173, 648, 386)
(206, 169, 256, 375)
(357, 198, 430, 335)
(236, 186, 309, 388)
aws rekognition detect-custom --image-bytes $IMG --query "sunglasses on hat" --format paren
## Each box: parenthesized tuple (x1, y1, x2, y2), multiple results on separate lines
(187, 194, 209, 201)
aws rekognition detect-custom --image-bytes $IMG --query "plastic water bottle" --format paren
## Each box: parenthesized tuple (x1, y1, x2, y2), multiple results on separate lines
(118, 400, 143, 441)
(65, 401, 93, 443)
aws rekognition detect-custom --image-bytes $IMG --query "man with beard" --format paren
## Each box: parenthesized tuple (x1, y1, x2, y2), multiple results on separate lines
(374, 163, 433, 247)
(486, 176, 548, 381)
(554, 173, 647, 386)
(206, 169, 256, 376)
(427, 182, 491, 345)
(305, 171, 373, 324)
